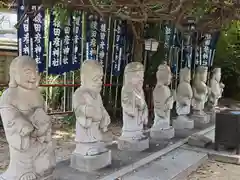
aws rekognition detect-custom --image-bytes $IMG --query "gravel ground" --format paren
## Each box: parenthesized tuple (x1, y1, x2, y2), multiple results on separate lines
(187, 160, 240, 180)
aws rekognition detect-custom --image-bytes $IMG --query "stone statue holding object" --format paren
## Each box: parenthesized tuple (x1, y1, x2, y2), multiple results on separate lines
(208, 68, 224, 110)
(0, 56, 55, 180)
(206, 68, 224, 122)
(191, 66, 210, 127)
(71, 60, 111, 172)
(118, 62, 149, 151)
(173, 67, 194, 130)
(150, 64, 175, 140)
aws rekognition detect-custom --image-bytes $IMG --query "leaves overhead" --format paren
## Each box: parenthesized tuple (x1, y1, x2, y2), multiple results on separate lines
(0, 0, 239, 32)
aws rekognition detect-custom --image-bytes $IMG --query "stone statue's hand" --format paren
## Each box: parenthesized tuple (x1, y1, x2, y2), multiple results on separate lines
(102, 126, 108, 133)
(83, 118, 92, 128)
(20, 125, 34, 136)
(85, 106, 103, 121)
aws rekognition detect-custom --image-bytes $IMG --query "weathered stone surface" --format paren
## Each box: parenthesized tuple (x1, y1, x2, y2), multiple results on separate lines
(188, 134, 212, 148)
(192, 114, 210, 129)
(173, 116, 194, 130)
(192, 66, 208, 115)
(205, 110, 216, 123)
(175, 67, 193, 130)
(0, 56, 55, 180)
(118, 137, 149, 151)
(119, 62, 148, 149)
(150, 127, 175, 140)
(70, 150, 111, 172)
(151, 64, 175, 140)
(207, 68, 224, 110)
(72, 60, 111, 160)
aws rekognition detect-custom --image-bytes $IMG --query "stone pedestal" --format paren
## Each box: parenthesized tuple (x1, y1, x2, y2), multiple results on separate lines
(206, 110, 216, 123)
(191, 113, 210, 129)
(150, 120, 175, 140)
(173, 116, 194, 130)
(172, 116, 194, 138)
(150, 127, 175, 140)
(118, 137, 149, 151)
(70, 150, 111, 172)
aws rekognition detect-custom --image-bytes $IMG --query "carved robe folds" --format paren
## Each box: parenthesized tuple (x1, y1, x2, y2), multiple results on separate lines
(118, 62, 149, 152)
(173, 67, 194, 131)
(150, 64, 175, 140)
(70, 60, 111, 172)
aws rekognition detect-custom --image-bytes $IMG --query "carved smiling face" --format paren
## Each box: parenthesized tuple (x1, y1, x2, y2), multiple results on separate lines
(157, 64, 172, 85)
(9, 56, 40, 90)
(81, 60, 103, 92)
(17, 65, 39, 90)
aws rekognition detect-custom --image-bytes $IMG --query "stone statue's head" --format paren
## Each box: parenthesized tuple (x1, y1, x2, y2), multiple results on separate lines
(9, 56, 40, 90)
(81, 60, 103, 92)
(212, 68, 221, 82)
(156, 64, 172, 85)
(195, 66, 208, 83)
(124, 62, 144, 87)
(180, 67, 191, 83)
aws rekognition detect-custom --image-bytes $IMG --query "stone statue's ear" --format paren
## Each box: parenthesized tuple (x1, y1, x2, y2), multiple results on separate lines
(8, 74, 17, 88)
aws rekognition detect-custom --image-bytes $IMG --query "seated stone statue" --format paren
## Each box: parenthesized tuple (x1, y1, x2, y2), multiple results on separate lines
(208, 68, 224, 110)
(191, 66, 210, 126)
(118, 62, 149, 151)
(150, 64, 175, 140)
(71, 60, 111, 172)
(0, 56, 55, 180)
(173, 67, 194, 130)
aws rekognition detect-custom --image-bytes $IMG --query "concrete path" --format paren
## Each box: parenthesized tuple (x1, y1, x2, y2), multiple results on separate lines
(121, 147, 207, 180)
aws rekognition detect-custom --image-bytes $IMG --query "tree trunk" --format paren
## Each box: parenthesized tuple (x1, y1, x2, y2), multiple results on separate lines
(132, 22, 144, 62)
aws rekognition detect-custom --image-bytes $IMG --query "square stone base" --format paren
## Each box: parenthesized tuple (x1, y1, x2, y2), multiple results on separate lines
(117, 137, 149, 151)
(206, 110, 216, 123)
(70, 150, 111, 172)
(172, 117, 194, 130)
(150, 127, 175, 140)
(192, 114, 210, 129)
(174, 129, 193, 138)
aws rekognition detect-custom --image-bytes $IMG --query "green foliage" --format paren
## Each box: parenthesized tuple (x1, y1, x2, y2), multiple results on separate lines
(214, 21, 240, 99)
(62, 114, 76, 126)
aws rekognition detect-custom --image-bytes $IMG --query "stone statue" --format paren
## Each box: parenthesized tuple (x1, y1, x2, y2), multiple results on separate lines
(118, 62, 149, 151)
(208, 68, 224, 110)
(191, 66, 210, 126)
(173, 67, 194, 130)
(206, 68, 224, 123)
(0, 56, 55, 180)
(71, 60, 111, 172)
(150, 64, 175, 140)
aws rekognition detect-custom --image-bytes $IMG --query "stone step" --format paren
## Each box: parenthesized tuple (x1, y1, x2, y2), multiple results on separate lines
(121, 148, 207, 180)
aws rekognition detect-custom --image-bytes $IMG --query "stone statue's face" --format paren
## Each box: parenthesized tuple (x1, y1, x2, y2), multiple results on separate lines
(131, 70, 144, 87)
(16, 65, 39, 90)
(215, 72, 221, 82)
(158, 68, 172, 85)
(167, 71, 172, 85)
(86, 69, 103, 92)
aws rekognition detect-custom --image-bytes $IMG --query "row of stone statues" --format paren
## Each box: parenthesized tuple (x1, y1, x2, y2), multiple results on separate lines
(0, 56, 224, 179)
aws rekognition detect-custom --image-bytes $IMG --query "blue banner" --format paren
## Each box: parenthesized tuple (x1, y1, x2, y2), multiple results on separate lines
(48, 10, 62, 74)
(61, 14, 73, 72)
(17, 1, 31, 56)
(86, 14, 98, 60)
(72, 11, 82, 70)
(182, 33, 192, 68)
(201, 33, 211, 66)
(112, 20, 124, 76)
(163, 24, 174, 61)
(98, 17, 108, 69)
(31, 6, 45, 72)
